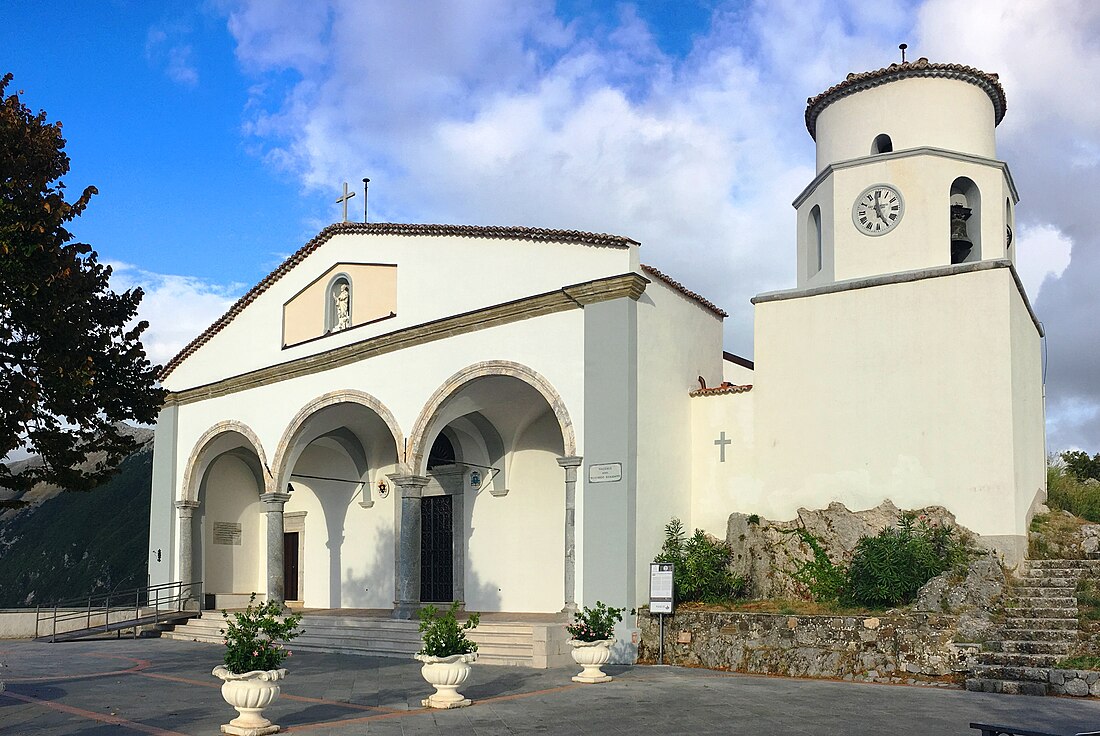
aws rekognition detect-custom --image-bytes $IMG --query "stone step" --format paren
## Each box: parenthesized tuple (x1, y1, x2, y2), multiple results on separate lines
(1002, 617, 1080, 631)
(984, 640, 1074, 656)
(970, 665, 1049, 683)
(965, 678, 1048, 696)
(999, 628, 1079, 643)
(161, 612, 570, 668)
(977, 651, 1061, 667)
(1005, 600, 1079, 614)
(1010, 590, 1078, 603)
(1012, 586, 1078, 598)
(1028, 559, 1091, 570)
(1016, 576, 1080, 588)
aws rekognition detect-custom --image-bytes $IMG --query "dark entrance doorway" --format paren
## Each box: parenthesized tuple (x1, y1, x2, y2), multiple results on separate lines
(283, 532, 300, 601)
(421, 495, 453, 602)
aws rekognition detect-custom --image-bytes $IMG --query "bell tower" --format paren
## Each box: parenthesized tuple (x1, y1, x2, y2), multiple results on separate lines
(794, 56, 1017, 287)
(748, 54, 1045, 567)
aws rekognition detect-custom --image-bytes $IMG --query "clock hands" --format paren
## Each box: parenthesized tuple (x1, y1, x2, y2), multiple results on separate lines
(872, 190, 887, 224)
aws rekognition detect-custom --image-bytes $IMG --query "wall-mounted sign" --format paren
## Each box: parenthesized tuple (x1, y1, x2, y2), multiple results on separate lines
(650, 562, 674, 614)
(588, 463, 622, 483)
(213, 522, 242, 546)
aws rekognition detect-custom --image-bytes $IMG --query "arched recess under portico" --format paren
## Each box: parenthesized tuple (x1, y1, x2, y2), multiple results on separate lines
(395, 361, 580, 617)
(269, 390, 404, 609)
(178, 421, 271, 610)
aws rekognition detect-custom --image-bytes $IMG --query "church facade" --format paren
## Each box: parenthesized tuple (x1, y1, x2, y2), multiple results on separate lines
(149, 58, 1045, 649)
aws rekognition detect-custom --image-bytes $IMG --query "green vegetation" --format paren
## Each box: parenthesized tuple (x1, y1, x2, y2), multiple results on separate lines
(1056, 656, 1100, 671)
(787, 528, 846, 603)
(1078, 577, 1100, 631)
(844, 513, 969, 608)
(567, 601, 624, 642)
(417, 601, 480, 657)
(0, 447, 152, 607)
(220, 593, 302, 674)
(654, 518, 746, 604)
(791, 513, 970, 609)
(1046, 453, 1100, 522)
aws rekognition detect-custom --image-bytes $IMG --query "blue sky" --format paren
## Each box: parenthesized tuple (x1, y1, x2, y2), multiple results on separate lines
(4, 0, 1100, 452)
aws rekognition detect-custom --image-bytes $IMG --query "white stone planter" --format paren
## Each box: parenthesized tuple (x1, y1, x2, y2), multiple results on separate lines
(211, 665, 287, 735)
(569, 638, 614, 683)
(414, 652, 477, 708)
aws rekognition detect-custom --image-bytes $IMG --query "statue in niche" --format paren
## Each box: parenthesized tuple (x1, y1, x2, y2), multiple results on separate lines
(333, 282, 351, 331)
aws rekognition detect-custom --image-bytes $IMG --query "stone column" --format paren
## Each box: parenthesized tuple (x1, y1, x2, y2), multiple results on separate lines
(174, 500, 201, 609)
(557, 456, 582, 614)
(389, 474, 430, 619)
(260, 492, 292, 608)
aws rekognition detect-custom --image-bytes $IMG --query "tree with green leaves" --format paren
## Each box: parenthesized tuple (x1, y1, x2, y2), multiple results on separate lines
(1, 72, 164, 498)
(1061, 450, 1100, 483)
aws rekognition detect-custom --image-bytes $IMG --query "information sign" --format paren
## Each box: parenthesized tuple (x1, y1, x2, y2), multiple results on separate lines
(650, 562, 674, 614)
(213, 522, 242, 546)
(588, 463, 623, 483)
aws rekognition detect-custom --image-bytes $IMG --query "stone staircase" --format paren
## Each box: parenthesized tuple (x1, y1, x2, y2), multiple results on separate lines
(967, 558, 1099, 695)
(159, 611, 571, 669)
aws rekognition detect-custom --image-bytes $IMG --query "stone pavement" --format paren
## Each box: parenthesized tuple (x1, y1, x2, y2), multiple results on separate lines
(1, 637, 1098, 735)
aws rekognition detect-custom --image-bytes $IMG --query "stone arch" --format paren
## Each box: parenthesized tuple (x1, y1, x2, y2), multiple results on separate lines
(270, 389, 406, 493)
(180, 420, 270, 503)
(408, 360, 576, 475)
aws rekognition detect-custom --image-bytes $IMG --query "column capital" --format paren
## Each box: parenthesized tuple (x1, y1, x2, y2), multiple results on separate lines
(259, 492, 292, 509)
(175, 499, 200, 516)
(387, 474, 430, 498)
(556, 456, 582, 469)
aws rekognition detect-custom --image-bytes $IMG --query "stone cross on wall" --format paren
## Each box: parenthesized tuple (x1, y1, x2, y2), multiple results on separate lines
(336, 182, 357, 223)
(714, 431, 731, 463)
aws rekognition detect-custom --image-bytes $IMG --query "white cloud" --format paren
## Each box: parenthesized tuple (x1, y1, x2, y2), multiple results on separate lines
(217, 0, 1100, 449)
(107, 262, 242, 367)
(146, 26, 200, 87)
(1014, 223, 1073, 300)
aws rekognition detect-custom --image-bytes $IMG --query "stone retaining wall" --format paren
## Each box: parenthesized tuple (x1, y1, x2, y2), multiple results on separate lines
(637, 609, 977, 684)
(1049, 669, 1100, 697)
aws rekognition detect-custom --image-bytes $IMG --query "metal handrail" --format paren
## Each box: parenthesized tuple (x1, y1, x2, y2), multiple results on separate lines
(35, 580, 202, 641)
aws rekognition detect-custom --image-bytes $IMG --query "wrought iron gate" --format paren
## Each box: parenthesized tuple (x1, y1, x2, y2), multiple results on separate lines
(421, 495, 453, 602)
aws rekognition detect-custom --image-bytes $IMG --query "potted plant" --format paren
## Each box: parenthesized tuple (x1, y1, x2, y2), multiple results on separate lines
(414, 601, 480, 708)
(212, 593, 303, 735)
(566, 601, 624, 683)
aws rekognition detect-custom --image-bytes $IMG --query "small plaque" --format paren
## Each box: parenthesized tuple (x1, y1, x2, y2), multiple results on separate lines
(588, 463, 622, 483)
(213, 522, 242, 546)
(650, 562, 674, 614)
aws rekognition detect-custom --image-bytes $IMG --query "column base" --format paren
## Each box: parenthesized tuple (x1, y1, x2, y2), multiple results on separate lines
(392, 602, 421, 620)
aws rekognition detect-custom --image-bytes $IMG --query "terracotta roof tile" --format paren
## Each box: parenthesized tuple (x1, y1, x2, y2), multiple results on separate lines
(689, 383, 752, 397)
(805, 57, 1007, 139)
(640, 264, 728, 318)
(160, 222, 640, 380)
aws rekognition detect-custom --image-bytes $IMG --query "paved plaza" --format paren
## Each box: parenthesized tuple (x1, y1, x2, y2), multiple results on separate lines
(1, 637, 1099, 735)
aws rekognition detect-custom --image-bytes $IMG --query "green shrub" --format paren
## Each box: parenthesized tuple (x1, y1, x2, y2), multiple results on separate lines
(1061, 450, 1100, 482)
(654, 518, 746, 604)
(220, 593, 303, 674)
(567, 601, 624, 641)
(787, 528, 846, 603)
(843, 513, 969, 608)
(1047, 462, 1100, 522)
(417, 601, 480, 657)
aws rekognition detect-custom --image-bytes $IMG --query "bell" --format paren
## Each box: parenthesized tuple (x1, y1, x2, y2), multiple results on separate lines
(950, 203, 973, 264)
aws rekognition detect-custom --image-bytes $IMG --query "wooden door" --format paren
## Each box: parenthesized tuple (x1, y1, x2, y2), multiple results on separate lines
(283, 532, 300, 602)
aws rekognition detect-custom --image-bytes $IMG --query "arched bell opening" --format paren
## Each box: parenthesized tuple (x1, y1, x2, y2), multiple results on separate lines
(950, 177, 982, 264)
(808, 204, 823, 276)
(871, 133, 893, 154)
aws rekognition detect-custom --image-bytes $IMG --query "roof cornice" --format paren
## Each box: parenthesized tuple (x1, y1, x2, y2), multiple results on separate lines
(805, 58, 1007, 140)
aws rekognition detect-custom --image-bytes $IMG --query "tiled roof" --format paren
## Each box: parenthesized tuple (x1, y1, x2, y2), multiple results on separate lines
(689, 383, 752, 397)
(805, 57, 1007, 139)
(640, 264, 728, 318)
(160, 222, 640, 380)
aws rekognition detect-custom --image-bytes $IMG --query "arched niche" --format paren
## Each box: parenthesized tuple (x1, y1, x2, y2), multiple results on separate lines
(871, 133, 893, 154)
(950, 177, 982, 264)
(808, 204, 823, 276)
(325, 273, 352, 333)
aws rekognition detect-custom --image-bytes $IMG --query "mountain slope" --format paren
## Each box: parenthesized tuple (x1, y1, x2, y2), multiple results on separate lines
(0, 433, 154, 607)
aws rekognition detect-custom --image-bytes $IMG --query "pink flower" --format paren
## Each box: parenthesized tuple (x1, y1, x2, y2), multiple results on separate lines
(252, 650, 258, 656)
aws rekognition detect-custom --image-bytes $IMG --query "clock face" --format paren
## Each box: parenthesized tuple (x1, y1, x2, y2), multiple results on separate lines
(852, 184, 904, 236)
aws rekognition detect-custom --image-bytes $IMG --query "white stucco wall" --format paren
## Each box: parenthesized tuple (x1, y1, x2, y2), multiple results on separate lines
(635, 279, 724, 603)
(815, 76, 997, 171)
(746, 266, 1041, 560)
(165, 234, 636, 391)
(690, 390, 755, 539)
(200, 455, 264, 596)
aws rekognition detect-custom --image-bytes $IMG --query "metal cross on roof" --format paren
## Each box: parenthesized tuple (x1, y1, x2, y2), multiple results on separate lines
(336, 181, 357, 222)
